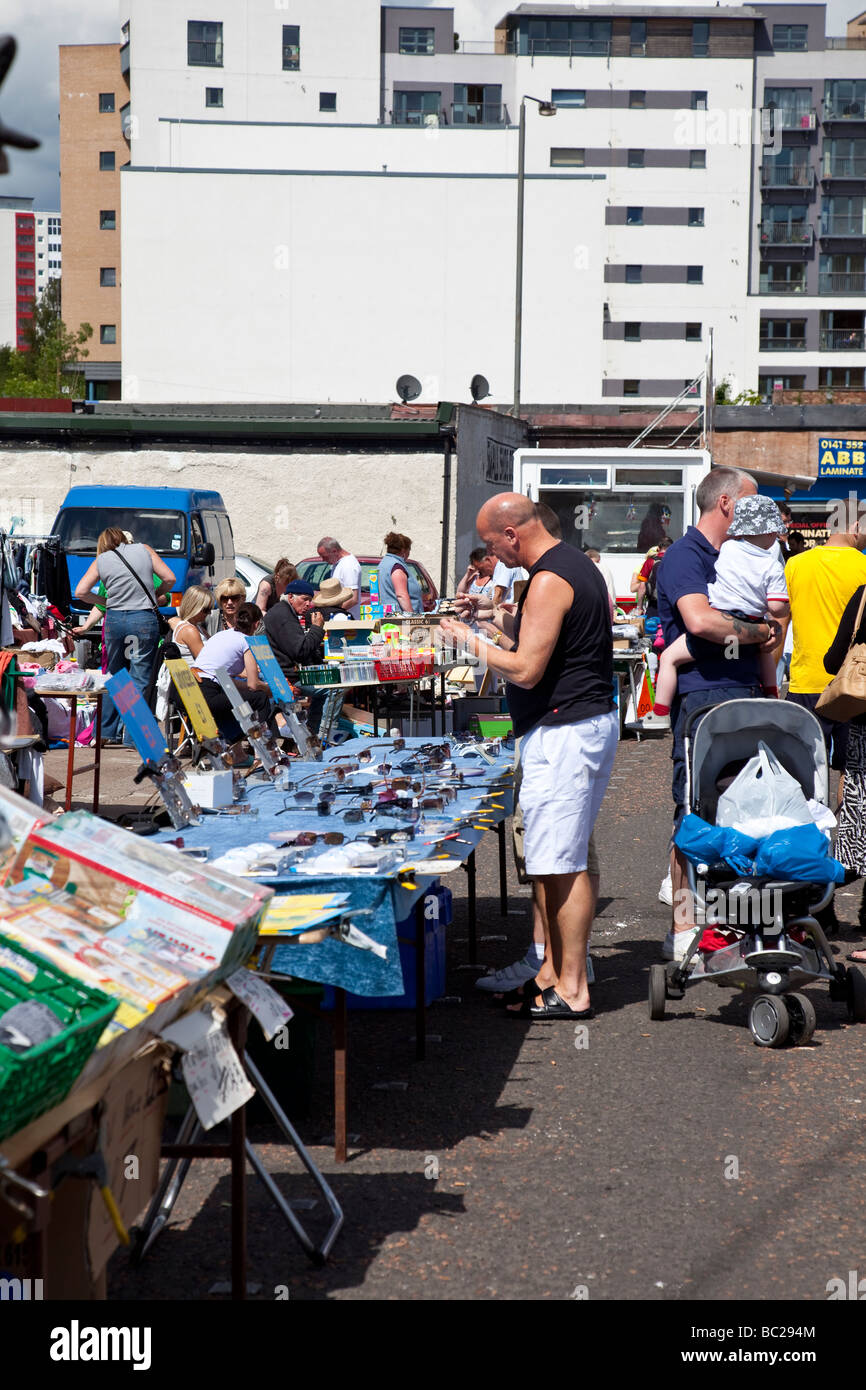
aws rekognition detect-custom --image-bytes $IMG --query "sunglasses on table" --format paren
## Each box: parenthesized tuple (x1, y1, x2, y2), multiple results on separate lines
(276, 792, 337, 817)
(353, 827, 416, 846)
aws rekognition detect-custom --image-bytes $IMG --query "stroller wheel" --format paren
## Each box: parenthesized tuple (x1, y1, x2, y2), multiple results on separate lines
(648, 964, 667, 1021)
(749, 994, 790, 1048)
(846, 966, 866, 1024)
(785, 992, 816, 1046)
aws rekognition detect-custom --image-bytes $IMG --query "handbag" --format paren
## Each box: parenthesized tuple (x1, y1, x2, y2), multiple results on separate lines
(816, 586, 866, 723)
(110, 548, 172, 639)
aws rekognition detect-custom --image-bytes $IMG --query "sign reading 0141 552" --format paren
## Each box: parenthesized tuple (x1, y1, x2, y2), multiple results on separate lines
(819, 438, 866, 478)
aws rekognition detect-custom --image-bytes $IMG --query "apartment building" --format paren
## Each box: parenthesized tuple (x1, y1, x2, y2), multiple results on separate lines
(58, 43, 129, 400)
(112, 2, 866, 406)
(0, 197, 61, 354)
(748, 5, 866, 398)
(34, 211, 63, 302)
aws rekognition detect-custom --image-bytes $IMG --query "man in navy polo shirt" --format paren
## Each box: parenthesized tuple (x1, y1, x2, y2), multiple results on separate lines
(655, 467, 782, 963)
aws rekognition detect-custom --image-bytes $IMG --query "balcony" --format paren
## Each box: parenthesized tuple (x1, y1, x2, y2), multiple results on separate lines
(762, 107, 817, 132)
(391, 107, 443, 126)
(819, 271, 866, 293)
(510, 38, 611, 58)
(820, 328, 865, 349)
(824, 102, 866, 122)
(760, 223, 814, 246)
(452, 102, 509, 125)
(760, 336, 807, 350)
(822, 157, 866, 180)
(759, 274, 807, 293)
(822, 216, 866, 237)
(761, 164, 815, 190)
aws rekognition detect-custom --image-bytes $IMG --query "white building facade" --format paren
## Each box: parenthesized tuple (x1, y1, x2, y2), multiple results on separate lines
(116, 2, 865, 406)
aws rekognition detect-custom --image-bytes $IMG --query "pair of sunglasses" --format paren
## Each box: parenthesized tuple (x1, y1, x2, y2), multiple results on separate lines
(276, 830, 350, 847)
(276, 794, 335, 817)
(354, 826, 415, 845)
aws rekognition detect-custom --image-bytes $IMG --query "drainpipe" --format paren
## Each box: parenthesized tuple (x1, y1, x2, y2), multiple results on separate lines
(440, 428, 454, 597)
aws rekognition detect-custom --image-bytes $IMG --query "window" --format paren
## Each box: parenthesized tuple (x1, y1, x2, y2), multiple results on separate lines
(393, 91, 441, 125)
(205, 87, 223, 107)
(624, 380, 640, 396)
(99, 92, 115, 113)
(282, 24, 300, 70)
(626, 264, 643, 283)
(628, 149, 645, 168)
(100, 267, 116, 287)
(687, 265, 703, 284)
(759, 374, 805, 395)
(100, 324, 117, 344)
(512, 16, 611, 56)
(99, 210, 116, 230)
(626, 206, 643, 225)
(773, 24, 807, 52)
(688, 207, 705, 227)
(629, 91, 645, 109)
(550, 147, 585, 166)
(552, 89, 585, 108)
(690, 150, 706, 170)
(819, 368, 865, 388)
(685, 322, 702, 341)
(625, 322, 641, 341)
(630, 18, 646, 55)
(691, 91, 707, 111)
(824, 80, 866, 121)
(188, 20, 223, 66)
(453, 83, 502, 125)
(692, 20, 709, 57)
(319, 92, 337, 113)
(399, 26, 435, 55)
(760, 261, 806, 293)
(99, 150, 115, 171)
(760, 318, 806, 348)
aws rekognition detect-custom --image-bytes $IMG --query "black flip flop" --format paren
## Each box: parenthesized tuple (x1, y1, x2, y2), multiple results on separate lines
(529, 986, 594, 1021)
(497, 978, 542, 1006)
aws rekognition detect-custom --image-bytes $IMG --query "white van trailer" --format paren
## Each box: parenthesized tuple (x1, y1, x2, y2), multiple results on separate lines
(512, 447, 712, 607)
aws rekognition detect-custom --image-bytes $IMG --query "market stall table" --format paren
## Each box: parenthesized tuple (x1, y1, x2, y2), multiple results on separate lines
(154, 736, 514, 1162)
(23, 683, 106, 812)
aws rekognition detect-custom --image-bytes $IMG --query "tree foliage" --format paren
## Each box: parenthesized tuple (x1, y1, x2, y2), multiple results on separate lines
(0, 279, 92, 398)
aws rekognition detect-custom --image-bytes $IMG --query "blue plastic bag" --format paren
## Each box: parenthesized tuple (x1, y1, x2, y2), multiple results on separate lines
(753, 822, 846, 884)
(674, 814, 760, 875)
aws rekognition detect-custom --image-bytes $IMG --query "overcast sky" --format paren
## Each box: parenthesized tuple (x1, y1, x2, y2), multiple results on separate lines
(0, 0, 860, 208)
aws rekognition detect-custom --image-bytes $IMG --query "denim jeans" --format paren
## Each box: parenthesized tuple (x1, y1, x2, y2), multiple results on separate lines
(103, 609, 160, 746)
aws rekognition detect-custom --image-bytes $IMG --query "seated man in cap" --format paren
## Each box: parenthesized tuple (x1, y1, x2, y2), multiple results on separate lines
(263, 579, 327, 735)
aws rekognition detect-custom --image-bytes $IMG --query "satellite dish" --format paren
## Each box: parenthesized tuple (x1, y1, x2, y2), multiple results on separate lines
(396, 374, 422, 403)
(470, 374, 490, 402)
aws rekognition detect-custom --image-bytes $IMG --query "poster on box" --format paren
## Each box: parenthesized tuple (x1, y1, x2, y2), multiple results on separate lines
(0, 784, 47, 884)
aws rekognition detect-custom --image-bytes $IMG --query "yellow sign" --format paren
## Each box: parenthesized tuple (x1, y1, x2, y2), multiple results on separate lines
(166, 660, 220, 741)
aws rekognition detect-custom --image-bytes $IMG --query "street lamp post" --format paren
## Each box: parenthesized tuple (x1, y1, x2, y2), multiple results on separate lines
(513, 95, 556, 415)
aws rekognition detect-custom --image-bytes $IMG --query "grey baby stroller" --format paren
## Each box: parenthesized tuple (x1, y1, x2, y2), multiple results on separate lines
(649, 698, 866, 1046)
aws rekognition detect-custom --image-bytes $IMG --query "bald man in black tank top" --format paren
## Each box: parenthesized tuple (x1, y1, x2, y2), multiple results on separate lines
(442, 494, 617, 1020)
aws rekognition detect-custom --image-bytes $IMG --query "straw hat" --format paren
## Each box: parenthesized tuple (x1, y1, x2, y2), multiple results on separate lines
(311, 575, 354, 609)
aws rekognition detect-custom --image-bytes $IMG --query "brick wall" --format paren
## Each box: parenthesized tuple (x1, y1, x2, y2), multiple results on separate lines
(58, 45, 127, 363)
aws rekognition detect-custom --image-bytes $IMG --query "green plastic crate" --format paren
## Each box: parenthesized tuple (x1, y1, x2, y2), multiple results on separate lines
(0, 933, 118, 1141)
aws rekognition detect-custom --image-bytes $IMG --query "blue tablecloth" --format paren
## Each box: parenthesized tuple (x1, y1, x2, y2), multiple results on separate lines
(155, 737, 512, 995)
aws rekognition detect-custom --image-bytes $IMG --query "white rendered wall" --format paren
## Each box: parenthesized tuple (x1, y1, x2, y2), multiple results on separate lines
(125, 0, 383, 166)
(120, 157, 608, 404)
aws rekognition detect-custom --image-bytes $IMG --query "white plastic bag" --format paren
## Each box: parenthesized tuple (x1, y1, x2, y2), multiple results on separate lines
(716, 741, 812, 832)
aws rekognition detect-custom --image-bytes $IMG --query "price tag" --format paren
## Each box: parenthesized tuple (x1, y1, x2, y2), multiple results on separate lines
(227, 967, 293, 1040)
(180, 1024, 255, 1131)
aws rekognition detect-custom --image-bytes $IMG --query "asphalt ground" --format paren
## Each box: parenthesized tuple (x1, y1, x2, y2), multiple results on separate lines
(40, 738, 866, 1311)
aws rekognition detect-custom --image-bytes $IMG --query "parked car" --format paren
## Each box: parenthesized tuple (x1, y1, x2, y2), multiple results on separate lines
(296, 556, 439, 612)
(54, 485, 235, 614)
(235, 553, 274, 603)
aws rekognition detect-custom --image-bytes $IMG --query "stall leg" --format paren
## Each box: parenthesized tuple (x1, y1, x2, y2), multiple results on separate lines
(415, 895, 426, 1062)
(440, 674, 446, 737)
(92, 695, 103, 813)
(497, 819, 508, 916)
(334, 988, 347, 1163)
(65, 697, 77, 811)
(372, 685, 379, 737)
(229, 1006, 248, 1301)
(468, 850, 477, 965)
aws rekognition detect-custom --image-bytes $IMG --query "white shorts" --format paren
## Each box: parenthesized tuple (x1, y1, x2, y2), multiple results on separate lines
(519, 711, 618, 875)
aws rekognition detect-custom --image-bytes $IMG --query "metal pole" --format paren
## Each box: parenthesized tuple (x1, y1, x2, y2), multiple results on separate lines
(513, 99, 526, 415)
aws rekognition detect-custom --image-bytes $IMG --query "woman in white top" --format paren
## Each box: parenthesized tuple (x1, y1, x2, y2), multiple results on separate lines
(191, 602, 272, 750)
(168, 585, 212, 665)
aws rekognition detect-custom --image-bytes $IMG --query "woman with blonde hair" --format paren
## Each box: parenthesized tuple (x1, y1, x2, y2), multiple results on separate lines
(168, 585, 213, 664)
(215, 575, 246, 630)
(376, 531, 423, 614)
(74, 527, 176, 746)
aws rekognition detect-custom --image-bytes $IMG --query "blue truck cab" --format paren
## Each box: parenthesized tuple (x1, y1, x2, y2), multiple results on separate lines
(53, 485, 235, 613)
